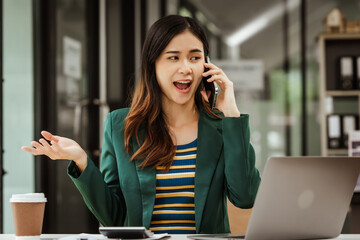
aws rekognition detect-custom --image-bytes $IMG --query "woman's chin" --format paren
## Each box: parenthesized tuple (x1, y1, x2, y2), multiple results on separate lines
(171, 96, 196, 107)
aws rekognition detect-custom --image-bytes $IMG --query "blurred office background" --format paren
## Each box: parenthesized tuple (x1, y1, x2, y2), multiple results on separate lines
(1, 0, 360, 234)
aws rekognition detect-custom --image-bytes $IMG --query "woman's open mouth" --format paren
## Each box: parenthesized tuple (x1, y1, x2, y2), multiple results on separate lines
(173, 80, 192, 92)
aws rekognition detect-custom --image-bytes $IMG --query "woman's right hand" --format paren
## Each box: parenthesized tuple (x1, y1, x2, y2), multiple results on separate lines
(22, 131, 88, 172)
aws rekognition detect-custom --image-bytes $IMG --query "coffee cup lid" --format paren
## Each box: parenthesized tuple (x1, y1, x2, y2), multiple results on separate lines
(15, 236, 41, 240)
(10, 193, 47, 203)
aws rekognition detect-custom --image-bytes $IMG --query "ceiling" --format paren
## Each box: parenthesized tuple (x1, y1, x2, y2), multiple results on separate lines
(189, 0, 283, 36)
(187, 0, 355, 72)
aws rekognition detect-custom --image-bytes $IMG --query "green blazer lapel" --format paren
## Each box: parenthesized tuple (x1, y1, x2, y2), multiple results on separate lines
(195, 110, 223, 232)
(132, 127, 156, 229)
(136, 164, 156, 229)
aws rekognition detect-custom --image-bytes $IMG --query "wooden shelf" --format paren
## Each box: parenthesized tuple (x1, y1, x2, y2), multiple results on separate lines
(326, 91, 360, 97)
(318, 32, 360, 40)
(319, 34, 360, 157)
(327, 149, 348, 155)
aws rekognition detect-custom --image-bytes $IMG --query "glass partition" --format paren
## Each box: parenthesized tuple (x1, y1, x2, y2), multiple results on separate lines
(3, 0, 34, 233)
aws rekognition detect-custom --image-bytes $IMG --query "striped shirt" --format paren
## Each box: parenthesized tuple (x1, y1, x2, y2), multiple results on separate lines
(149, 139, 197, 234)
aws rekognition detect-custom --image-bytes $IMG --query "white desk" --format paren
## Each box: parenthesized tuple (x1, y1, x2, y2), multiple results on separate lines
(0, 234, 359, 240)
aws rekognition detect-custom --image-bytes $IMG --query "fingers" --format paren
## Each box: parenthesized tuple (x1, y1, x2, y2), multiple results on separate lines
(203, 63, 239, 116)
(206, 75, 226, 89)
(41, 131, 59, 142)
(22, 138, 58, 159)
(50, 140, 61, 154)
(22, 131, 64, 160)
(21, 146, 41, 156)
(202, 68, 221, 77)
(39, 138, 58, 160)
(31, 140, 41, 148)
(203, 63, 231, 87)
(204, 62, 218, 70)
(39, 138, 53, 153)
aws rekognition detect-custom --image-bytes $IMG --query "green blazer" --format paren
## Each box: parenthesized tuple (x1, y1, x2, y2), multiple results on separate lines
(68, 108, 260, 234)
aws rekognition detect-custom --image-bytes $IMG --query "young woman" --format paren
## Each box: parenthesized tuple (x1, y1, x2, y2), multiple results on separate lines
(22, 15, 260, 234)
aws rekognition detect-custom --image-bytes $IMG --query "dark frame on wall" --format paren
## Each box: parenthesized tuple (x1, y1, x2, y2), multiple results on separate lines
(106, 0, 136, 111)
(300, 0, 307, 156)
(33, 0, 58, 233)
(33, 0, 100, 233)
(0, 0, 3, 233)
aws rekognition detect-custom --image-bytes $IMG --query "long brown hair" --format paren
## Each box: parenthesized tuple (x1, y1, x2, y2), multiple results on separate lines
(124, 15, 220, 171)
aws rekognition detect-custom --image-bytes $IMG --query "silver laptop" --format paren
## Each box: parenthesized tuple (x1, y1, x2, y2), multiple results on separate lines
(247, 156, 360, 240)
(189, 156, 360, 240)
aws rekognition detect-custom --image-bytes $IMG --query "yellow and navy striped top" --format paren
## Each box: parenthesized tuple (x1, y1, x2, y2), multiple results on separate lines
(149, 139, 197, 234)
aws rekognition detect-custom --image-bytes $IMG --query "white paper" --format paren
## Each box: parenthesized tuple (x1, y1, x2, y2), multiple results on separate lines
(340, 57, 353, 76)
(128, 233, 169, 240)
(343, 116, 356, 135)
(59, 234, 106, 240)
(328, 115, 340, 138)
(59, 233, 169, 240)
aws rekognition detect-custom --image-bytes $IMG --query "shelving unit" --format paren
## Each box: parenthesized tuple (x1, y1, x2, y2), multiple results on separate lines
(326, 91, 360, 97)
(318, 33, 360, 156)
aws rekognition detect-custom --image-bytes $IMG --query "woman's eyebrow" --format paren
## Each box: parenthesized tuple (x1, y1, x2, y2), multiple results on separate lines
(189, 49, 202, 53)
(164, 49, 203, 54)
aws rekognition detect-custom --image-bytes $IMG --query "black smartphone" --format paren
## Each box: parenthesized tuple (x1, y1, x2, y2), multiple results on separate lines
(202, 56, 216, 109)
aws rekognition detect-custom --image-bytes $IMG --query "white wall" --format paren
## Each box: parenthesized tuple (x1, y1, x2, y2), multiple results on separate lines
(3, 0, 34, 233)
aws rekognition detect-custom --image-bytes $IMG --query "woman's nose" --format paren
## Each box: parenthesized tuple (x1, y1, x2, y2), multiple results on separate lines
(179, 60, 192, 75)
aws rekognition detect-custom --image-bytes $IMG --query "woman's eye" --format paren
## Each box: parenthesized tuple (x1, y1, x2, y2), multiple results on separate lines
(190, 56, 201, 61)
(169, 56, 178, 60)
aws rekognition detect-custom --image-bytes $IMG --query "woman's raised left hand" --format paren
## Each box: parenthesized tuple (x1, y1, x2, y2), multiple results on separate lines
(200, 62, 240, 117)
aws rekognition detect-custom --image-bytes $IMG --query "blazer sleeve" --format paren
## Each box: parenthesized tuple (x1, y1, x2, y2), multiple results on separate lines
(68, 112, 126, 226)
(222, 114, 261, 208)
